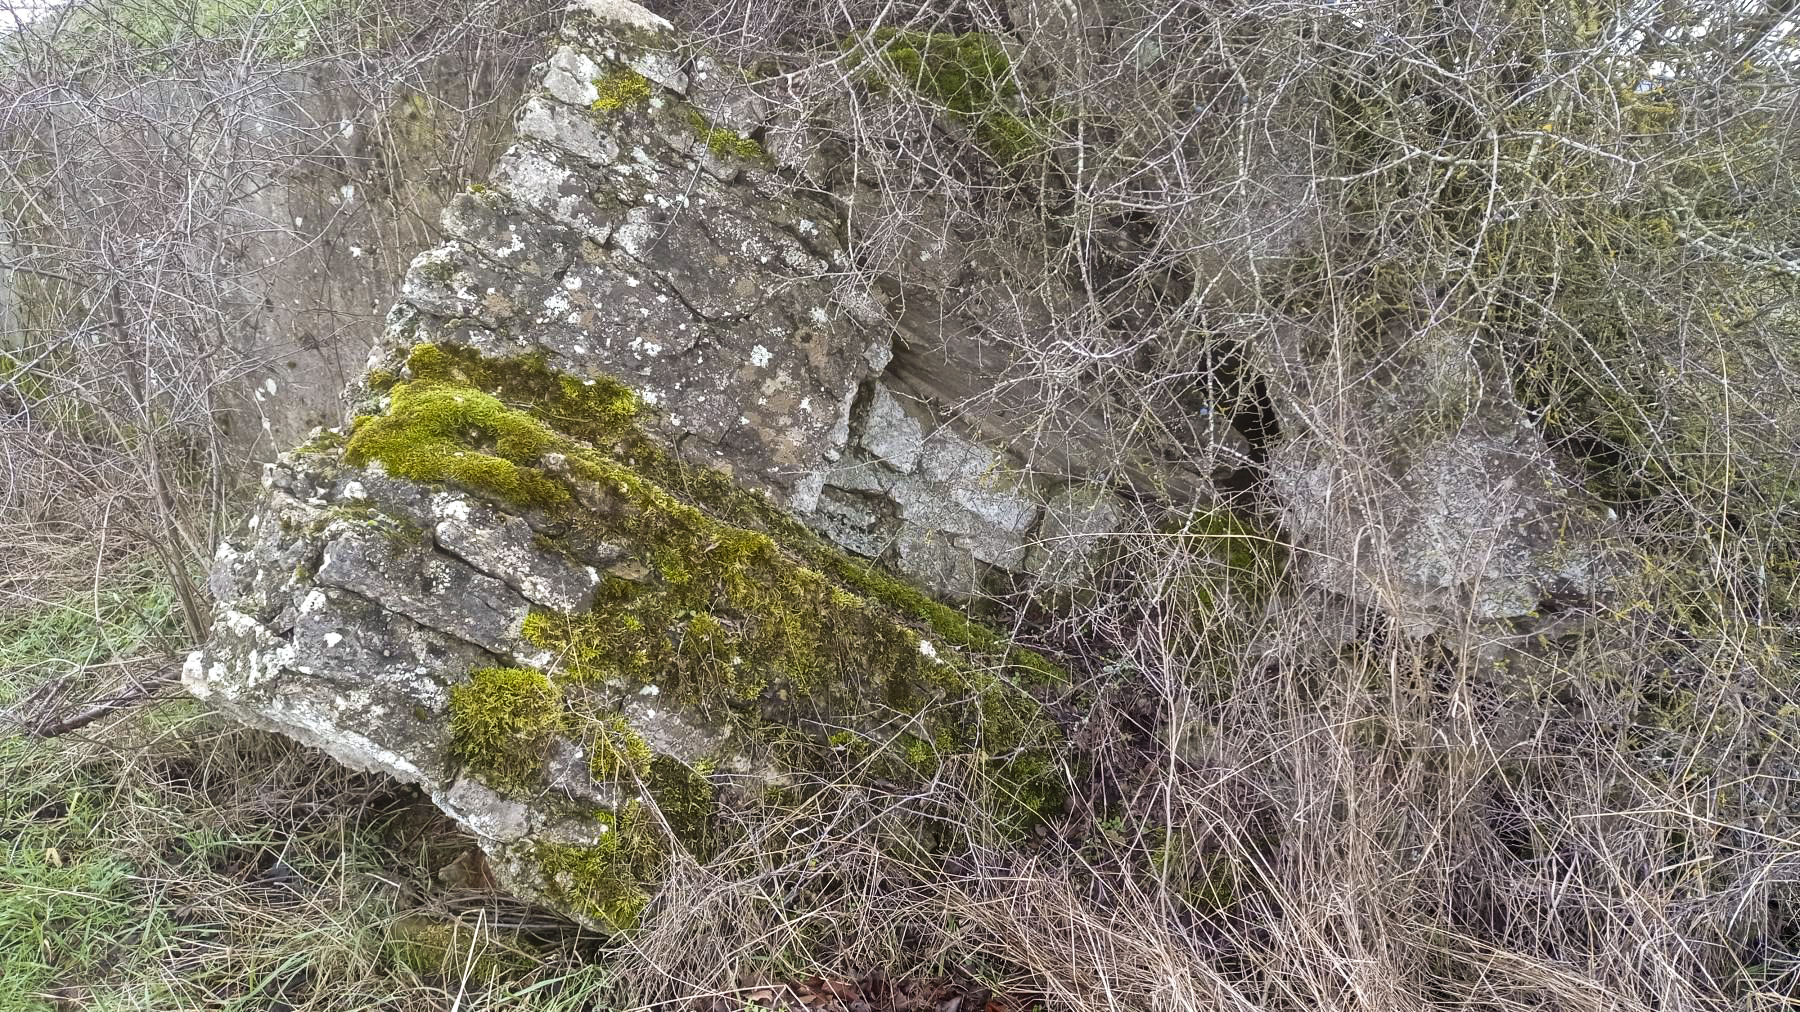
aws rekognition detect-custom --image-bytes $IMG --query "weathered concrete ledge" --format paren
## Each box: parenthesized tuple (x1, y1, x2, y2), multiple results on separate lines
(188, 0, 1070, 933)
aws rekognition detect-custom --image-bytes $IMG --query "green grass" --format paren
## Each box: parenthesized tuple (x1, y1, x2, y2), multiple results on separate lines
(0, 573, 618, 1011)
(0, 722, 622, 1009)
(0, 565, 180, 683)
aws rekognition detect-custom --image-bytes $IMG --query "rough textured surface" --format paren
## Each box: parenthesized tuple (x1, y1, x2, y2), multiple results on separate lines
(188, 0, 1622, 936)
(190, 0, 1068, 935)
(1258, 313, 1610, 632)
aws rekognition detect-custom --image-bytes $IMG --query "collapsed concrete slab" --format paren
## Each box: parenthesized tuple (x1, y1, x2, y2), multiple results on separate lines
(188, 0, 1073, 933)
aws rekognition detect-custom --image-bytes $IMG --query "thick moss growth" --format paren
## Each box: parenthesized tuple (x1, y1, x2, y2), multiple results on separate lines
(346, 342, 1065, 831)
(344, 382, 570, 509)
(590, 69, 651, 112)
(352, 343, 1059, 683)
(849, 29, 1045, 167)
(580, 716, 717, 855)
(646, 754, 717, 856)
(532, 802, 667, 932)
(585, 714, 654, 781)
(449, 667, 564, 792)
(685, 108, 764, 159)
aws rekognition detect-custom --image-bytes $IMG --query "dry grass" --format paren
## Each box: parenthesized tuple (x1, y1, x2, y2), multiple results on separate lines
(594, 522, 1799, 1012)
(4, 0, 1800, 1009)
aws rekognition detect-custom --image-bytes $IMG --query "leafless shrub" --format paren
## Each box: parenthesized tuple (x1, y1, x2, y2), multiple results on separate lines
(6, 0, 1800, 1008)
(592, 1, 1800, 1008)
(0, 0, 559, 623)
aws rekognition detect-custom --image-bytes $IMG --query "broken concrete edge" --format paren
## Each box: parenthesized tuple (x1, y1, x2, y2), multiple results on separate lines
(188, 0, 1612, 937)
(355, 1, 1129, 604)
(182, 0, 1254, 934)
(190, 327, 1070, 934)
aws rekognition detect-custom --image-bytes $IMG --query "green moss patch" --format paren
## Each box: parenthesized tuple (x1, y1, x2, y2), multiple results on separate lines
(449, 667, 564, 793)
(344, 344, 638, 514)
(646, 754, 717, 856)
(585, 714, 654, 781)
(351, 343, 1058, 686)
(532, 802, 667, 932)
(684, 107, 764, 159)
(591, 69, 652, 112)
(849, 29, 1047, 167)
(343, 382, 569, 510)
(345, 342, 1065, 832)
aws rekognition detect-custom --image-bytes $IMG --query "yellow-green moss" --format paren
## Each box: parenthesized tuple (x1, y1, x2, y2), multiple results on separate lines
(448, 667, 564, 792)
(847, 29, 1046, 167)
(342, 344, 639, 514)
(585, 714, 654, 781)
(343, 381, 567, 510)
(531, 802, 666, 932)
(577, 716, 717, 856)
(684, 107, 764, 159)
(350, 346, 1054, 687)
(590, 69, 652, 112)
(385, 917, 535, 980)
(345, 342, 1065, 826)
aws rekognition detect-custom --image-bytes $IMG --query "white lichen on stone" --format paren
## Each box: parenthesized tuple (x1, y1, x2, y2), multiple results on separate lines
(568, 0, 672, 34)
(544, 44, 602, 105)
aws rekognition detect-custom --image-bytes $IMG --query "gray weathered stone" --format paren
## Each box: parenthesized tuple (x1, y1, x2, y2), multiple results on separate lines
(191, 0, 1073, 937)
(184, 0, 1634, 940)
(1258, 313, 1608, 633)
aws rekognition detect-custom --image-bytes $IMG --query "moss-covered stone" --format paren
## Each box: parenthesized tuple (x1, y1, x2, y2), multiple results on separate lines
(847, 29, 1047, 167)
(585, 714, 654, 781)
(342, 343, 639, 515)
(685, 107, 764, 159)
(346, 340, 1064, 838)
(590, 69, 652, 112)
(345, 381, 571, 510)
(645, 754, 717, 856)
(531, 802, 666, 932)
(352, 342, 1060, 686)
(448, 666, 564, 792)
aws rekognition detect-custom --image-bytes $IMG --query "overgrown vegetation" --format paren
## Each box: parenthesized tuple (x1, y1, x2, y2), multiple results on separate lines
(352, 341, 1063, 835)
(847, 27, 1046, 166)
(448, 666, 565, 793)
(0, 573, 618, 1009)
(6, 0, 1800, 1010)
